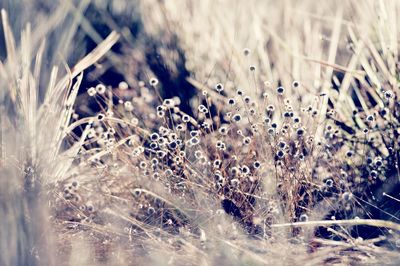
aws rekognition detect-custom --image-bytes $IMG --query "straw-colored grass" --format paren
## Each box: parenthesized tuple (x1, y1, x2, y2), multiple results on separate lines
(1, 1, 400, 265)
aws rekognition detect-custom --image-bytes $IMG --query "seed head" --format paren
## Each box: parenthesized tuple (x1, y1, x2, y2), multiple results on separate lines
(87, 87, 96, 96)
(214, 83, 224, 92)
(150, 78, 159, 86)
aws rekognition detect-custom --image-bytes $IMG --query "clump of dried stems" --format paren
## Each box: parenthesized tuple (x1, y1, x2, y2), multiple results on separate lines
(1, 0, 400, 265)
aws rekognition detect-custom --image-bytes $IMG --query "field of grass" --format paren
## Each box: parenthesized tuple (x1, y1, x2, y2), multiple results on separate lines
(1, 0, 400, 265)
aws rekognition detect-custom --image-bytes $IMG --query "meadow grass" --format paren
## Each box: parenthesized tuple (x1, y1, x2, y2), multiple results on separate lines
(1, 1, 400, 265)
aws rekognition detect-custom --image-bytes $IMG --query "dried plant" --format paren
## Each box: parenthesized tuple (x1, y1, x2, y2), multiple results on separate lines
(1, 1, 400, 265)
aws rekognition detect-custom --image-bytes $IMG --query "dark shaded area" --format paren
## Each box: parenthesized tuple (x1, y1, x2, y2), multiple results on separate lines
(332, 119, 356, 135)
(70, 3, 197, 117)
(221, 199, 243, 220)
(73, 3, 141, 89)
(144, 35, 197, 116)
(0, 16, 5, 62)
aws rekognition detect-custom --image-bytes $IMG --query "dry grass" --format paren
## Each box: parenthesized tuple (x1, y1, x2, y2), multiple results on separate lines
(1, 1, 400, 265)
